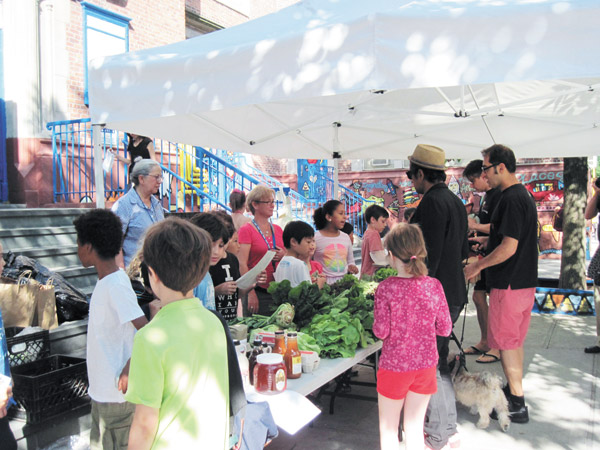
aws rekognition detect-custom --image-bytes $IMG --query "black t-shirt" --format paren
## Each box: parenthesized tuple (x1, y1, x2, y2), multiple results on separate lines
(478, 187, 501, 230)
(209, 252, 240, 321)
(487, 184, 538, 289)
(127, 137, 153, 180)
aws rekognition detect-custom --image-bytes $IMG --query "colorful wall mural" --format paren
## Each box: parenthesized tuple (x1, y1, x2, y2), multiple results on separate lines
(338, 162, 567, 258)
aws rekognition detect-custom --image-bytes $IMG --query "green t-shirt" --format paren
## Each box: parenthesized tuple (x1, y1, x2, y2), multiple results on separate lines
(126, 298, 229, 450)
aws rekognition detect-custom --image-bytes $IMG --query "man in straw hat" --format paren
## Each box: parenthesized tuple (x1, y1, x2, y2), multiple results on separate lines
(408, 144, 468, 450)
(464, 144, 537, 424)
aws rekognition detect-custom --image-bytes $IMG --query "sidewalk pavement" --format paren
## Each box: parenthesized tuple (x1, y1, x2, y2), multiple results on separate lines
(269, 258, 600, 450)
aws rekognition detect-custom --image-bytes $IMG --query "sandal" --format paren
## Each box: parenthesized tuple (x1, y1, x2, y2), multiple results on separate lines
(464, 345, 486, 356)
(476, 352, 501, 364)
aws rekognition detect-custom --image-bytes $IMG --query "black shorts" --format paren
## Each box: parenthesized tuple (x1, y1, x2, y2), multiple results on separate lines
(473, 270, 490, 293)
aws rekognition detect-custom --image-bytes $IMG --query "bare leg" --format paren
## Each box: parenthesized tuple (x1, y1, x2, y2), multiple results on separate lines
(500, 347, 524, 396)
(473, 290, 501, 361)
(403, 391, 431, 450)
(378, 393, 404, 450)
(472, 289, 489, 350)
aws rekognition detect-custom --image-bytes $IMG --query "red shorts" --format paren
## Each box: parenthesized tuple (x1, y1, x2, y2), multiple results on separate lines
(488, 286, 535, 350)
(377, 366, 437, 400)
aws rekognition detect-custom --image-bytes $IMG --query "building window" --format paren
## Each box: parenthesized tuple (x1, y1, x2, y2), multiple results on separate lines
(82, 2, 130, 105)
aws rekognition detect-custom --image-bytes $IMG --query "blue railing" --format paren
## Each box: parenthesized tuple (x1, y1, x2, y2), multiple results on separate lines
(46, 119, 369, 236)
(47, 119, 261, 212)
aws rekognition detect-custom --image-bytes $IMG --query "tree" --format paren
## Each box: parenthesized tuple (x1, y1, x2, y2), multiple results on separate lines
(558, 157, 588, 290)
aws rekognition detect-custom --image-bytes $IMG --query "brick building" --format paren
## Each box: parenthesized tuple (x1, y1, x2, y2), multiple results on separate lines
(0, 0, 300, 206)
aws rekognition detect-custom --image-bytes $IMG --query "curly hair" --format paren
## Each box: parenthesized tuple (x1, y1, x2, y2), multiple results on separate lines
(73, 209, 123, 259)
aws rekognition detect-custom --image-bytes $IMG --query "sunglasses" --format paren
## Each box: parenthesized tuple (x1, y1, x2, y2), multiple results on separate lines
(255, 200, 275, 205)
(406, 170, 414, 180)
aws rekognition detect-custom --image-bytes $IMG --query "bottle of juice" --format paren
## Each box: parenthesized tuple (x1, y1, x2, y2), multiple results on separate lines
(284, 332, 302, 379)
(273, 330, 286, 355)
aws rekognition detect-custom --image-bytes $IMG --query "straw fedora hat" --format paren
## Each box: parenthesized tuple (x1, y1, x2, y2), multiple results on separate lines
(408, 144, 446, 171)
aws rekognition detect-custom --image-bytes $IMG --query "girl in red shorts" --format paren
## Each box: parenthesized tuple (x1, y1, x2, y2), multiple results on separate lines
(373, 223, 452, 450)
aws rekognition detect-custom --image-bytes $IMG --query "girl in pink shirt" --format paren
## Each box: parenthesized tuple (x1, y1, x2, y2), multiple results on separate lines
(374, 223, 452, 450)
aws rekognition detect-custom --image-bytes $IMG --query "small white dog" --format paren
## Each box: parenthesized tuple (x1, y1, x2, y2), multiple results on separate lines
(451, 358, 510, 432)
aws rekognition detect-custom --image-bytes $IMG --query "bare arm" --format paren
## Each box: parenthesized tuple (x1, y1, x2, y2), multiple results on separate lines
(464, 236, 518, 281)
(147, 141, 156, 161)
(238, 243, 251, 274)
(128, 404, 159, 450)
(468, 217, 491, 234)
(585, 182, 600, 220)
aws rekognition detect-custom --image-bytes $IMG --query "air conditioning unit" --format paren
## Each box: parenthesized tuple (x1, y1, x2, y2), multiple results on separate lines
(363, 158, 392, 170)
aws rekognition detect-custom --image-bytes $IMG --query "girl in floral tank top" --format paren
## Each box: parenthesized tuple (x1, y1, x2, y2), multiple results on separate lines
(373, 223, 452, 450)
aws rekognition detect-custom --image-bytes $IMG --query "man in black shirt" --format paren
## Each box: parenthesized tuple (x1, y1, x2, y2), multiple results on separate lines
(462, 160, 502, 364)
(408, 144, 468, 450)
(464, 144, 538, 424)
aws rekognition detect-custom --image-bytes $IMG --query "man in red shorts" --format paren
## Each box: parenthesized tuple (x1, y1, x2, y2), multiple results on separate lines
(464, 144, 538, 424)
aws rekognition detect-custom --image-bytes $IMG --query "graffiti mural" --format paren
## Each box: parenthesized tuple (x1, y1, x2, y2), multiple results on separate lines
(297, 159, 329, 200)
(338, 163, 566, 257)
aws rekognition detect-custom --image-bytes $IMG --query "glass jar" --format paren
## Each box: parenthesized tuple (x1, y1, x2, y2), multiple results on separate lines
(254, 353, 287, 395)
(273, 330, 286, 355)
(284, 332, 302, 379)
(248, 339, 264, 385)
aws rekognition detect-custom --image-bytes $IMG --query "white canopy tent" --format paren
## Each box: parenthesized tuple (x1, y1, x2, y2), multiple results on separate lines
(89, 0, 600, 205)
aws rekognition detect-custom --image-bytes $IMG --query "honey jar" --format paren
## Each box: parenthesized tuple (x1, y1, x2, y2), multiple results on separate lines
(253, 353, 287, 395)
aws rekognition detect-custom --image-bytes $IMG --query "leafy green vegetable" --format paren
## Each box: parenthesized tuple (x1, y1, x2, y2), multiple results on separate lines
(267, 279, 292, 305)
(374, 267, 398, 282)
(297, 332, 321, 353)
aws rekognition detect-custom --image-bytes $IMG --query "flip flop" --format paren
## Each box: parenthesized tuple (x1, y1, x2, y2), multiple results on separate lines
(464, 345, 486, 356)
(476, 352, 501, 364)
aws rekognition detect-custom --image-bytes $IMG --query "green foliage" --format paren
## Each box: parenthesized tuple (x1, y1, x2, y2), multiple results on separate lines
(373, 267, 398, 282)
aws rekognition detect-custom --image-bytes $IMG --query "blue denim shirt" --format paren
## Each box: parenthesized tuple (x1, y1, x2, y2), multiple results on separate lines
(193, 272, 215, 311)
(112, 187, 164, 268)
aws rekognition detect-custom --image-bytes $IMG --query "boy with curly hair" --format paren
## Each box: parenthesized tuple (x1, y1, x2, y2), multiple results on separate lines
(74, 209, 147, 450)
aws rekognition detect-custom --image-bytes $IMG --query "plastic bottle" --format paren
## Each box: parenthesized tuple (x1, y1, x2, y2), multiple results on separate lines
(262, 342, 271, 353)
(234, 340, 250, 390)
(284, 332, 302, 379)
(273, 330, 286, 355)
(248, 338, 264, 385)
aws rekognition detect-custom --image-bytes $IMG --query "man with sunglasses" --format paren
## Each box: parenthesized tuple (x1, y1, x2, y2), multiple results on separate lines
(464, 144, 538, 425)
(407, 144, 468, 450)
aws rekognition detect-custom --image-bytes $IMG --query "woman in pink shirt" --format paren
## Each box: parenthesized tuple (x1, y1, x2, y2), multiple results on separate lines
(238, 185, 285, 315)
(374, 223, 452, 450)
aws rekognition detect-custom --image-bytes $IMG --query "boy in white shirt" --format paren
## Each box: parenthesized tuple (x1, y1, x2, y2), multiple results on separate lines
(275, 221, 324, 288)
(74, 210, 147, 450)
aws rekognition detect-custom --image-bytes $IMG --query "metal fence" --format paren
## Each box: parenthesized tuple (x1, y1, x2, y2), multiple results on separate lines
(47, 119, 373, 236)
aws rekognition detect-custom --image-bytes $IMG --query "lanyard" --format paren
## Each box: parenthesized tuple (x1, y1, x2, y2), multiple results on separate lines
(252, 219, 278, 272)
(252, 219, 276, 250)
(134, 188, 158, 224)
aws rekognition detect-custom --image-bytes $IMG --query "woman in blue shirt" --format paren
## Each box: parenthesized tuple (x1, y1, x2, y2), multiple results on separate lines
(112, 159, 165, 269)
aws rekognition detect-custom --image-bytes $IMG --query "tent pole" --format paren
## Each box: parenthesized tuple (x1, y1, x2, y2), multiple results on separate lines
(332, 156, 339, 199)
(332, 122, 342, 200)
(93, 124, 105, 209)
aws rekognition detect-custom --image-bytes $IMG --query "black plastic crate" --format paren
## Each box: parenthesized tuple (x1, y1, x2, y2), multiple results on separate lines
(9, 355, 89, 424)
(5, 327, 51, 368)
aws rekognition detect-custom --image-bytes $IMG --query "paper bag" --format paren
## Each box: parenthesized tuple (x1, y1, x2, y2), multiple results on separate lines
(33, 284, 58, 330)
(0, 282, 37, 328)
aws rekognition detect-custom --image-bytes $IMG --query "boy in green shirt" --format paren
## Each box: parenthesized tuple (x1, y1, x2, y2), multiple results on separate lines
(126, 218, 230, 450)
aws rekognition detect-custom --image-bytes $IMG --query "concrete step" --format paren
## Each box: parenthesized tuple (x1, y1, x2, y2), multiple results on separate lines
(0, 226, 78, 252)
(16, 245, 80, 271)
(0, 208, 86, 229)
(55, 266, 98, 291)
